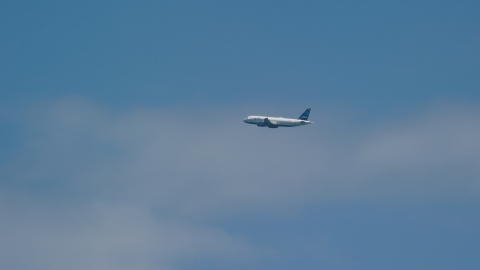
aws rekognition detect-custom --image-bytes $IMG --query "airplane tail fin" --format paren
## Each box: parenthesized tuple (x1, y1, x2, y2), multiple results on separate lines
(298, 108, 311, 120)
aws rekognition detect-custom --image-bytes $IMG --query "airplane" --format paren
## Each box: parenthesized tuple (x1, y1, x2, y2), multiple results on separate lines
(243, 108, 313, 128)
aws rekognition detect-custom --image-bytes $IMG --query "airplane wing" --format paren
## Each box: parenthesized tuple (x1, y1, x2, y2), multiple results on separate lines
(264, 118, 278, 128)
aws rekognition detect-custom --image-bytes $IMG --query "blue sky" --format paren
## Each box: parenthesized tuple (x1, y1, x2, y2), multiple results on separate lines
(1, 1, 480, 269)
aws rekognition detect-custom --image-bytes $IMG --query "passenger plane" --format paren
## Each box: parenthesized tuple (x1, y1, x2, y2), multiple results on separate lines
(243, 108, 313, 128)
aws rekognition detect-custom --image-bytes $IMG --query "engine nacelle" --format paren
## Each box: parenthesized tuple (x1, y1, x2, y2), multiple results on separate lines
(257, 121, 266, 127)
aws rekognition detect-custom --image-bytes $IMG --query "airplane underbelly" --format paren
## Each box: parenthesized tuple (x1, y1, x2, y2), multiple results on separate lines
(276, 120, 297, 127)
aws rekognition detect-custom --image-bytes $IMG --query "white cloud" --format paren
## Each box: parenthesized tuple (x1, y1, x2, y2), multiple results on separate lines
(355, 104, 480, 198)
(5, 98, 480, 205)
(0, 196, 258, 270)
(357, 105, 480, 170)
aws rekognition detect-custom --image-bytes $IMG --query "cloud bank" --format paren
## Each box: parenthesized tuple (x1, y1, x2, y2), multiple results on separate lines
(1, 97, 479, 269)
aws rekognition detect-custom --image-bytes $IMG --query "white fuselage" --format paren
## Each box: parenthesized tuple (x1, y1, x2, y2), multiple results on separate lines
(243, 116, 312, 127)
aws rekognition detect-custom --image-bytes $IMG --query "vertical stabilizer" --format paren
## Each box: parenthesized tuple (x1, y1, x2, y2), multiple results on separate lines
(298, 108, 311, 120)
